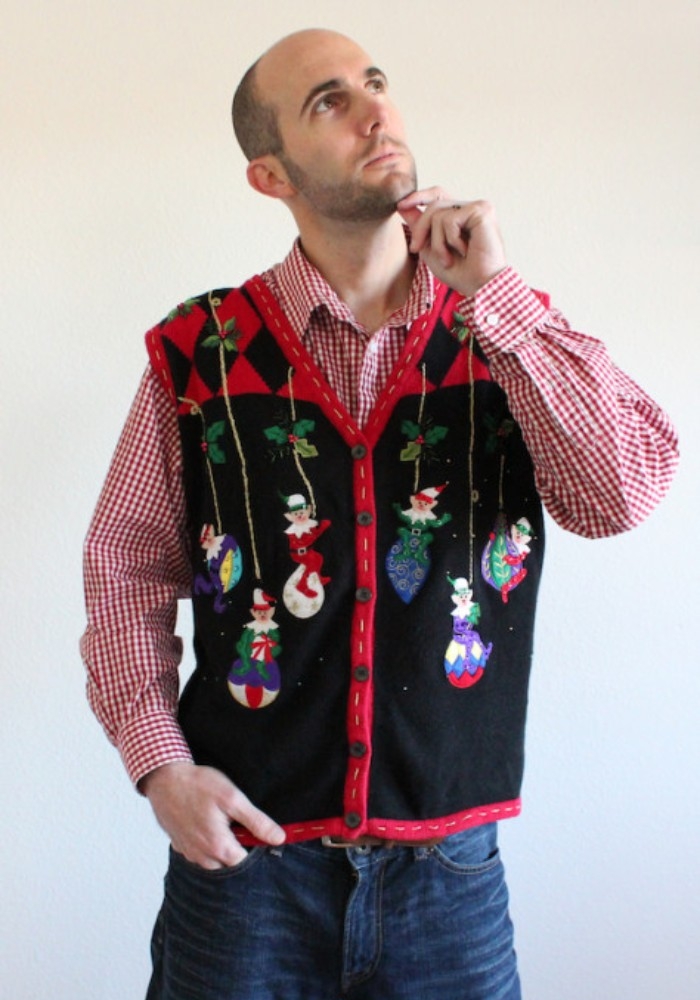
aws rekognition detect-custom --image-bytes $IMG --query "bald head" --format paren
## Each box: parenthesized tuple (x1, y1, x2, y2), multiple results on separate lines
(231, 30, 373, 161)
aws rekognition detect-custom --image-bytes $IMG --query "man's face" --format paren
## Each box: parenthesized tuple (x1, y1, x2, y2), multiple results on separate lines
(256, 31, 417, 222)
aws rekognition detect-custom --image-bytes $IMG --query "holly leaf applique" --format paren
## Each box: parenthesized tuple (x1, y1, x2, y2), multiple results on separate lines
(451, 311, 471, 345)
(203, 421, 227, 464)
(202, 317, 241, 352)
(166, 298, 199, 322)
(399, 419, 448, 463)
(264, 426, 289, 446)
(292, 437, 318, 459)
(484, 413, 515, 455)
(264, 417, 319, 460)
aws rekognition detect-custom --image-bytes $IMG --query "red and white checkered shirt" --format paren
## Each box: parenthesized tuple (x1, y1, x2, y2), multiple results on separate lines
(267, 241, 434, 426)
(81, 243, 678, 786)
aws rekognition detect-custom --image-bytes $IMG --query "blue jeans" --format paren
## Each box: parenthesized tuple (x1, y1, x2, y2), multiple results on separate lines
(146, 824, 520, 999)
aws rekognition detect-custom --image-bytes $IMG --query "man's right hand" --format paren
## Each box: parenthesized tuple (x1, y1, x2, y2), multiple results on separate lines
(140, 762, 286, 869)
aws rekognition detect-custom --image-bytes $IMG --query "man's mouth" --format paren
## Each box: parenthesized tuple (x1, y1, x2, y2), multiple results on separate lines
(363, 143, 404, 169)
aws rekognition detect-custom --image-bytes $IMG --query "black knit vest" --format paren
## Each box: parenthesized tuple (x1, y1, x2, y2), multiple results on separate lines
(146, 276, 544, 843)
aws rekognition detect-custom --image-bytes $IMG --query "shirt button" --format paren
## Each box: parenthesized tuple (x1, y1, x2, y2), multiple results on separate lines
(349, 741, 367, 758)
(355, 587, 372, 603)
(485, 312, 500, 327)
(357, 511, 373, 526)
(351, 444, 367, 459)
(345, 812, 362, 829)
(353, 665, 370, 682)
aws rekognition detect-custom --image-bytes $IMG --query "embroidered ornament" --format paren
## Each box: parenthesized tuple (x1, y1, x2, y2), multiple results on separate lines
(443, 576, 493, 688)
(193, 524, 243, 613)
(180, 394, 243, 613)
(441, 322, 493, 687)
(282, 493, 331, 618)
(386, 485, 452, 603)
(228, 589, 282, 709)
(481, 515, 532, 604)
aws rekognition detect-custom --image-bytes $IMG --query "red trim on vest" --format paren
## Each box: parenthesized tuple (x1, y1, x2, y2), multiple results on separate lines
(245, 276, 360, 446)
(233, 797, 522, 846)
(146, 323, 178, 403)
(244, 276, 465, 833)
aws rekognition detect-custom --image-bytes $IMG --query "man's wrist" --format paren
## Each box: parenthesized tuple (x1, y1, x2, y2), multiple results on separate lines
(453, 267, 550, 360)
(139, 760, 196, 797)
(451, 265, 509, 301)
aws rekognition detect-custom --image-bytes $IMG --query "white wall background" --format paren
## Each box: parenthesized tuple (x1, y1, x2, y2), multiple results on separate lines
(2, 1, 698, 997)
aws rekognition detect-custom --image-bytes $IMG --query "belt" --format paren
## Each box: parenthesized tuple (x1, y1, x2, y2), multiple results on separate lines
(321, 835, 444, 849)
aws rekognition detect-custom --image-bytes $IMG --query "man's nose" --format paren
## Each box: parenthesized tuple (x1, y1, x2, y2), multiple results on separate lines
(356, 93, 389, 135)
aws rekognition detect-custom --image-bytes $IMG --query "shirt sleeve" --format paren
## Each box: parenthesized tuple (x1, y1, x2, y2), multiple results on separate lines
(455, 267, 679, 538)
(80, 366, 195, 786)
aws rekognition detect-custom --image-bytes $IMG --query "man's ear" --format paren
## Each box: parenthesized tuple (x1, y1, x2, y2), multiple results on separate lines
(246, 155, 296, 200)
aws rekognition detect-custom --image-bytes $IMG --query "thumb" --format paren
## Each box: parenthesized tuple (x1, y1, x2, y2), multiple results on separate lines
(221, 783, 286, 846)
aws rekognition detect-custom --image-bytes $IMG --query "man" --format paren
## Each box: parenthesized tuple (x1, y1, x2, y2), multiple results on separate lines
(81, 28, 678, 1000)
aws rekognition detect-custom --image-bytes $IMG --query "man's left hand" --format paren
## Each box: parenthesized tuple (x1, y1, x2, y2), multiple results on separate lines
(397, 189, 507, 298)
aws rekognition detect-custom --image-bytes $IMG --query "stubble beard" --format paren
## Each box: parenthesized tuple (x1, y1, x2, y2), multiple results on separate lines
(280, 149, 417, 223)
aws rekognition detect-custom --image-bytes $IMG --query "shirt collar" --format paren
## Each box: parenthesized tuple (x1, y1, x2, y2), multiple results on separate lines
(268, 235, 435, 338)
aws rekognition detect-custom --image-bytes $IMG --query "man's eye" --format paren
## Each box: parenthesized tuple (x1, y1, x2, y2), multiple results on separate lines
(314, 94, 338, 113)
(367, 78, 386, 93)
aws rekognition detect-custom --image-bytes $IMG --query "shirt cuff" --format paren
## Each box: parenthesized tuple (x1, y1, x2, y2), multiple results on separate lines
(454, 267, 551, 360)
(118, 712, 194, 790)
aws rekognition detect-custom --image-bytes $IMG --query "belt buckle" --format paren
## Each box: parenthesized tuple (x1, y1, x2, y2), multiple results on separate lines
(321, 835, 356, 848)
(321, 835, 396, 850)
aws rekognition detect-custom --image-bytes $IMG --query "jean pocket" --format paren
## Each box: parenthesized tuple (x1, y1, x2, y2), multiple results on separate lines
(170, 845, 265, 879)
(429, 824, 502, 875)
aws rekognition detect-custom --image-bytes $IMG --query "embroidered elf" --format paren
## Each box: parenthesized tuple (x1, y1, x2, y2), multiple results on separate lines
(386, 484, 452, 603)
(394, 485, 452, 564)
(482, 514, 533, 604)
(443, 576, 493, 689)
(503, 517, 532, 594)
(193, 523, 243, 613)
(282, 493, 331, 603)
(228, 588, 282, 709)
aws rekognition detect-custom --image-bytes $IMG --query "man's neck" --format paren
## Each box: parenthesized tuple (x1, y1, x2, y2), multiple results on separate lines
(295, 214, 416, 333)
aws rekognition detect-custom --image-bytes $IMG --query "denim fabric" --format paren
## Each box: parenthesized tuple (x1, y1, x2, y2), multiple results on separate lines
(146, 824, 520, 1000)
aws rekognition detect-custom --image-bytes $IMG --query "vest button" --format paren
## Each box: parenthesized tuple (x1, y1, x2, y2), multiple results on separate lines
(351, 444, 367, 459)
(345, 812, 362, 829)
(349, 741, 367, 758)
(356, 511, 373, 526)
(353, 665, 370, 682)
(355, 587, 372, 603)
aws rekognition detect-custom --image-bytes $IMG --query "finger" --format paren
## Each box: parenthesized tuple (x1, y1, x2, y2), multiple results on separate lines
(405, 201, 454, 253)
(224, 784, 287, 847)
(397, 189, 453, 250)
(441, 209, 471, 258)
(396, 186, 449, 211)
(396, 202, 423, 230)
(206, 821, 249, 869)
(409, 205, 467, 266)
(195, 841, 248, 870)
(429, 215, 462, 267)
(415, 203, 470, 257)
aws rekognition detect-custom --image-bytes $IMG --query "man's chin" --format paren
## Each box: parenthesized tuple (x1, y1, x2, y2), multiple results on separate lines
(386, 171, 418, 208)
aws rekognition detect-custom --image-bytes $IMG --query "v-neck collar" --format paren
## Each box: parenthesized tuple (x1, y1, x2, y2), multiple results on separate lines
(244, 273, 450, 449)
(267, 238, 436, 338)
